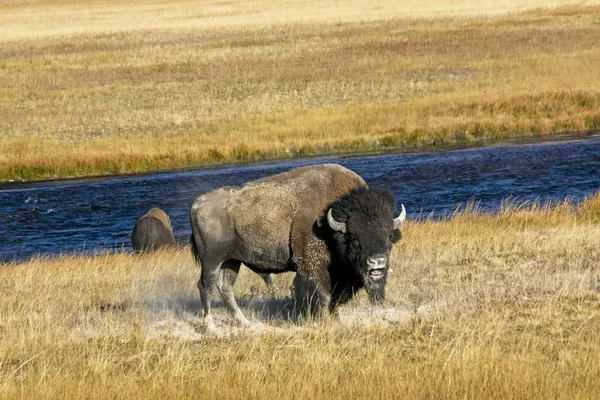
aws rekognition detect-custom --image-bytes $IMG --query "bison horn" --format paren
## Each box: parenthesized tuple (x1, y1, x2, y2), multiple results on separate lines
(327, 208, 346, 233)
(394, 204, 406, 229)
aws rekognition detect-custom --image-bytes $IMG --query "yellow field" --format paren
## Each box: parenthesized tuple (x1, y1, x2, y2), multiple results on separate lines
(1, 194, 600, 398)
(2, 0, 600, 181)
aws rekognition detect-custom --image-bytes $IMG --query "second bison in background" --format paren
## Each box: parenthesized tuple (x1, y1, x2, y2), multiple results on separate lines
(190, 163, 406, 330)
(131, 207, 177, 251)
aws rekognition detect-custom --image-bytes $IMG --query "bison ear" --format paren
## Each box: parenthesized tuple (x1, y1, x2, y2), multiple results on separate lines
(390, 229, 401, 244)
(312, 220, 327, 240)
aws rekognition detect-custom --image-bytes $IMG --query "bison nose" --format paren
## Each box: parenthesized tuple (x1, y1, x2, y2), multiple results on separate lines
(367, 256, 387, 270)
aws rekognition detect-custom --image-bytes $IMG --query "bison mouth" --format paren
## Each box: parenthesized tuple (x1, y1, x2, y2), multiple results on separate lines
(366, 255, 388, 281)
(368, 268, 385, 280)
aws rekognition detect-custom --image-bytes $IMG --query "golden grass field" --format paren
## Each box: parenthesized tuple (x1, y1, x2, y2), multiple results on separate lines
(2, 0, 600, 181)
(1, 194, 600, 399)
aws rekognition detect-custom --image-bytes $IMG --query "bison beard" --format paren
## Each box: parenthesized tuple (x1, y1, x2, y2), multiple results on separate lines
(189, 164, 405, 331)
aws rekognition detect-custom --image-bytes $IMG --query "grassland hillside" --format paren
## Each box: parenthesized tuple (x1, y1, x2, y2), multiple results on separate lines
(1, 194, 599, 398)
(2, 0, 600, 181)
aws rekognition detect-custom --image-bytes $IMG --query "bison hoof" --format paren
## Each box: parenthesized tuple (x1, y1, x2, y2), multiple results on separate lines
(234, 314, 252, 328)
(203, 316, 220, 334)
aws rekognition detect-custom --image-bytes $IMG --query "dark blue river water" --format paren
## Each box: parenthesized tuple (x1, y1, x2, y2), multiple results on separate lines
(1, 137, 600, 263)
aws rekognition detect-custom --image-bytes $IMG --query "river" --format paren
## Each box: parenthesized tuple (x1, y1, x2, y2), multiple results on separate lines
(1, 137, 600, 262)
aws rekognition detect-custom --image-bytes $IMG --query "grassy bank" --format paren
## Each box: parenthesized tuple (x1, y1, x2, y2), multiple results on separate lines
(1, 1, 600, 181)
(1, 193, 600, 398)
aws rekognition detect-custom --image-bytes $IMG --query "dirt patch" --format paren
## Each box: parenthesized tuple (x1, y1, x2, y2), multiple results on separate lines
(151, 317, 204, 341)
(338, 303, 432, 328)
(146, 300, 433, 339)
(149, 312, 304, 339)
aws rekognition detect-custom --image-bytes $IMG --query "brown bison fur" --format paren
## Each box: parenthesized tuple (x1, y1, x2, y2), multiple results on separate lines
(131, 207, 176, 251)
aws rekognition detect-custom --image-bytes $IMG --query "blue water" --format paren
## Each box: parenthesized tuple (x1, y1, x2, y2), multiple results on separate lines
(1, 138, 600, 262)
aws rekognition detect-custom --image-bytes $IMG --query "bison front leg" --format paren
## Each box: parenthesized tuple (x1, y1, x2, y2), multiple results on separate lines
(292, 273, 332, 319)
(217, 260, 251, 327)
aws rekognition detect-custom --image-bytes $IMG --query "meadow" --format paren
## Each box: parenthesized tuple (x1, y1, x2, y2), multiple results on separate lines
(1, 194, 599, 398)
(2, 0, 600, 181)
(2, 2, 600, 396)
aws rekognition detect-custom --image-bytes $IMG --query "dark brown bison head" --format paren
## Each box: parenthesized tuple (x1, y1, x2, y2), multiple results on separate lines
(326, 187, 406, 304)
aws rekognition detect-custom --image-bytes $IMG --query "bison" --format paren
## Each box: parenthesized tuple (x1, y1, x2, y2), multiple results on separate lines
(131, 207, 177, 251)
(190, 163, 406, 330)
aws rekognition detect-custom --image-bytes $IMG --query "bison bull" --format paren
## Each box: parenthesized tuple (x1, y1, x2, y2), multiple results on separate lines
(189, 164, 406, 330)
(131, 207, 177, 251)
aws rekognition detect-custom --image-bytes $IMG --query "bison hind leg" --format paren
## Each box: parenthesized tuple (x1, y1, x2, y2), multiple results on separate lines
(218, 260, 252, 327)
(258, 272, 273, 289)
(197, 260, 221, 333)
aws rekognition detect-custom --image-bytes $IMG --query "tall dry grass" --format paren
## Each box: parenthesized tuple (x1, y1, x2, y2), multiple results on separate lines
(1, 193, 599, 398)
(1, 1, 600, 181)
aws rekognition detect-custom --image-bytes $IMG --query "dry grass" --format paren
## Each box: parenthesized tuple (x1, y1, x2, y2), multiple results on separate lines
(1, 192, 600, 398)
(1, 0, 600, 181)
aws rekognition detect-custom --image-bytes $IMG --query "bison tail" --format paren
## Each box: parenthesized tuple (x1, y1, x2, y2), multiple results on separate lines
(190, 234, 202, 267)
